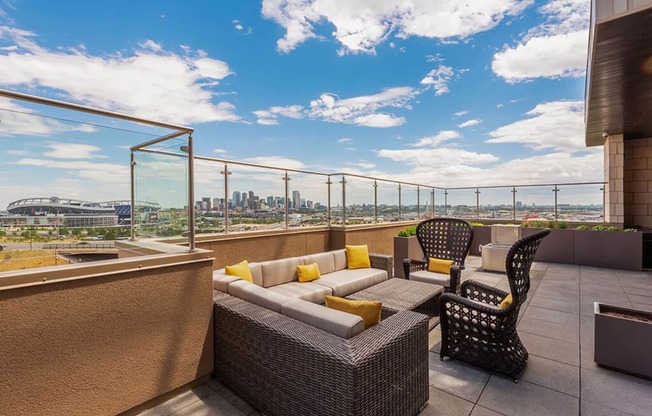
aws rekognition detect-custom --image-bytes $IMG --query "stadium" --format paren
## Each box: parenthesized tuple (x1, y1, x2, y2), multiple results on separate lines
(3, 197, 160, 228)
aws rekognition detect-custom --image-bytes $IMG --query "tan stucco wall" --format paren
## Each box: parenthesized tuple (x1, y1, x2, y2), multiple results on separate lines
(196, 223, 416, 269)
(0, 258, 214, 416)
(604, 134, 625, 225)
(624, 137, 652, 228)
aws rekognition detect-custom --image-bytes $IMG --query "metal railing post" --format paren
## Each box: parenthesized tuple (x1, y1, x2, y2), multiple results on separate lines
(431, 189, 435, 218)
(511, 187, 517, 221)
(444, 190, 448, 216)
(283, 171, 290, 229)
(601, 185, 605, 223)
(187, 134, 196, 251)
(373, 180, 378, 223)
(398, 183, 402, 220)
(130, 151, 136, 241)
(341, 175, 347, 224)
(220, 163, 231, 233)
(327, 176, 332, 226)
(553, 185, 560, 221)
(417, 186, 420, 219)
(475, 188, 480, 219)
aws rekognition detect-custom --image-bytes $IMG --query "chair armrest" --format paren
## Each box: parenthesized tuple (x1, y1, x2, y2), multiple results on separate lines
(439, 291, 506, 317)
(461, 279, 508, 307)
(449, 265, 463, 293)
(369, 253, 393, 277)
(403, 258, 427, 279)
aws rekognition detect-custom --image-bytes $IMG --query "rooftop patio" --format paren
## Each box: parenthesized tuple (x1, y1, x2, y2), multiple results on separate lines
(139, 256, 652, 416)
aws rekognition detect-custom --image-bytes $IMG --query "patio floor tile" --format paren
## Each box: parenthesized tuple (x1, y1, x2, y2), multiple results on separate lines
(517, 317, 579, 344)
(468, 406, 504, 416)
(428, 352, 491, 403)
(529, 296, 580, 314)
(139, 384, 214, 416)
(170, 393, 247, 416)
(520, 332, 580, 366)
(580, 368, 652, 416)
(418, 387, 474, 416)
(521, 306, 580, 327)
(519, 355, 580, 397)
(477, 376, 579, 416)
(580, 399, 633, 416)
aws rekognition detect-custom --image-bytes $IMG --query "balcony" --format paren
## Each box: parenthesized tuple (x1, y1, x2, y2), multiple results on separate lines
(1, 86, 651, 416)
(137, 256, 652, 416)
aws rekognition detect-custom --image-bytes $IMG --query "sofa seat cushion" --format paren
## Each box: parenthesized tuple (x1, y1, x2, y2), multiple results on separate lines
(313, 268, 387, 297)
(409, 270, 450, 287)
(228, 280, 292, 313)
(213, 272, 241, 292)
(261, 257, 303, 288)
(267, 282, 332, 303)
(281, 299, 365, 339)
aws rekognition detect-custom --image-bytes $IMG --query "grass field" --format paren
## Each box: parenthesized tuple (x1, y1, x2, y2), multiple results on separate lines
(0, 250, 68, 272)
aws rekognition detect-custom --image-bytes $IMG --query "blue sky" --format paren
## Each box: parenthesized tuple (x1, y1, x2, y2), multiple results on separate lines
(0, 0, 601, 209)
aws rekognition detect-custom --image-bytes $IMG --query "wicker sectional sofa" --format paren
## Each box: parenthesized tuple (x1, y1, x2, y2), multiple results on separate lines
(213, 249, 430, 416)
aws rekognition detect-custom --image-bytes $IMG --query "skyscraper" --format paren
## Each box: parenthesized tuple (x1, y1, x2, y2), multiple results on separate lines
(292, 190, 300, 210)
(202, 197, 211, 211)
(232, 191, 241, 208)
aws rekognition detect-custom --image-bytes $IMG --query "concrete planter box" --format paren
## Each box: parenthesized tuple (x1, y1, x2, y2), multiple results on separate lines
(594, 302, 652, 379)
(470, 226, 490, 256)
(521, 228, 642, 271)
(393, 236, 423, 278)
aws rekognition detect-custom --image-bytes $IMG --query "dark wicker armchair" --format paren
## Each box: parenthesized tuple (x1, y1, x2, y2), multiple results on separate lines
(403, 218, 474, 293)
(438, 228, 551, 382)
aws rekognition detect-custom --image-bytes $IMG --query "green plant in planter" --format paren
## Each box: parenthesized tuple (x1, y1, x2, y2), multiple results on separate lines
(558, 222, 568, 229)
(623, 228, 639, 232)
(470, 222, 484, 227)
(575, 225, 589, 230)
(398, 225, 417, 237)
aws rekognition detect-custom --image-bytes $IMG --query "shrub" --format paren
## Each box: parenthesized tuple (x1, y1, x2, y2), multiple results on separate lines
(470, 222, 484, 227)
(558, 222, 568, 229)
(623, 228, 638, 232)
(575, 225, 589, 230)
(521, 221, 530, 228)
(398, 225, 417, 237)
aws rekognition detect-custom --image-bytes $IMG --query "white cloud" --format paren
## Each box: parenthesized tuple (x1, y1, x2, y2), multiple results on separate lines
(262, 0, 533, 54)
(458, 119, 482, 128)
(253, 104, 304, 125)
(43, 142, 105, 159)
(213, 148, 227, 155)
(492, 0, 589, 82)
(6, 149, 27, 156)
(412, 130, 461, 147)
(420, 65, 455, 95)
(378, 147, 498, 168)
(309, 87, 417, 128)
(242, 156, 305, 171)
(348, 160, 376, 170)
(337, 138, 353, 144)
(454, 110, 469, 117)
(0, 26, 240, 124)
(15, 158, 128, 182)
(0, 98, 96, 136)
(486, 100, 585, 152)
(232, 19, 253, 34)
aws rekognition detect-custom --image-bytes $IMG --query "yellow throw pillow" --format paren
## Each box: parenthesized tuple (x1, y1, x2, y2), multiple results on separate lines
(500, 293, 513, 310)
(225, 260, 253, 283)
(345, 244, 371, 269)
(325, 296, 382, 329)
(428, 257, 454, 274)
(297, 263, 321, 283)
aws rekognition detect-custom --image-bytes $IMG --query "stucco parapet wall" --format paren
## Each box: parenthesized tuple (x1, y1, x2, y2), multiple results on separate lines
(0, 242, 213, 291)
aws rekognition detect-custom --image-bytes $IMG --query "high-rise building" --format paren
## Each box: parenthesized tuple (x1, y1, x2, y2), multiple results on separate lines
(241, 191, 248, 208)
(202, 197, 211, 211)
(292, 190, 300, 210)
(248, 190, 254, 200)
(213, 198, 221, 211)
(232, 191, 241, 208)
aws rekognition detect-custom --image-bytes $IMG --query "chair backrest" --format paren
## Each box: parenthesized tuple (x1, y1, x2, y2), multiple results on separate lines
(415, 218, 474, 266)
(505, 228, 551, 307)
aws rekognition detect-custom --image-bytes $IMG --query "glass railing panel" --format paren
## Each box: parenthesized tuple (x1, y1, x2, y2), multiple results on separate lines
(475, 187, 515, 221)
(286, 172, 329, 227)
(376, 180, 400, 223)
(401, 185, 420, 221)
(329, 176, 344, 225)
(134, 136, 189, 240)
(226, 164, 286, 232)
(556, 184, 604, 223)
(342, 176, 376, 225)
(193, 158, 225, 235)
(445, 189, 477, 219)
(433, 189, 447, 216)
(513, 186, 556, 222)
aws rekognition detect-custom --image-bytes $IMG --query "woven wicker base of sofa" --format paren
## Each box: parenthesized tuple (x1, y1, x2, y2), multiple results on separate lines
(213, 291, 429, 416)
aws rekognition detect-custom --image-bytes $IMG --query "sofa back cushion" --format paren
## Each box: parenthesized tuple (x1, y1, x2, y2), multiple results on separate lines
(301, 252, 336, 275)
(213, 272, 241, 293)
(261, 257, 303, 288)
(333, 249, 347, 271)
(229, 280, 291, 313)
(281, 299, 365, 339)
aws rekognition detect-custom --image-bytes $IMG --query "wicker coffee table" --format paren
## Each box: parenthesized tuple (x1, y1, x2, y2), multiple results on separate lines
(346, 278, 444, 329)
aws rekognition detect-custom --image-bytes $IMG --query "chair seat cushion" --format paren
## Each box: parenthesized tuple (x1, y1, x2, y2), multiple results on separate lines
(313, 268, 387, 297)
(410, 270, 450, 287)
(228, 280, 292, 313)
(267, 281, 332, 303)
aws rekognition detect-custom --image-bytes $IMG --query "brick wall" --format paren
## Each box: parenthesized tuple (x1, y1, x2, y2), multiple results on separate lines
(605, 134, 624, 224)
(624, 137, 652, 228)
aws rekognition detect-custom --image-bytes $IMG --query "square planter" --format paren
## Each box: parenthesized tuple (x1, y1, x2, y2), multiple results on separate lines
(594, 302, 652, 379)
(393, 236, 423, 278)
(470, 225, 490, 256)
